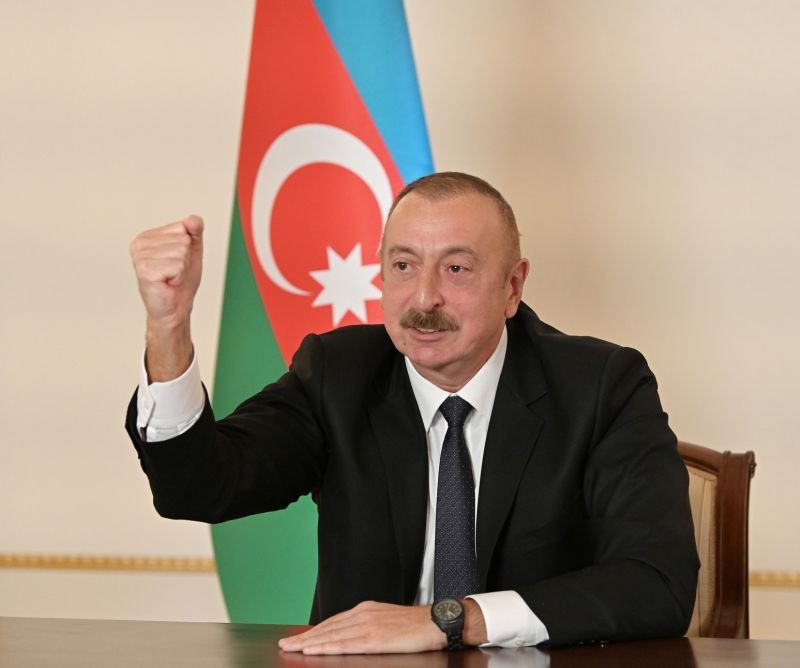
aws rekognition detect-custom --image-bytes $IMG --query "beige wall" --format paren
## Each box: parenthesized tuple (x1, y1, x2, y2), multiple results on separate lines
(1, 0, 797, 638)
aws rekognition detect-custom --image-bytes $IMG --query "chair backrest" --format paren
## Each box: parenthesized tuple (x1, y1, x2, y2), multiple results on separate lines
(679, 441, 756, 638)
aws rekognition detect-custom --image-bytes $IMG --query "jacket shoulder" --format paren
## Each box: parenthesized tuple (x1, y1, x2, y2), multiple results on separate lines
(511, 303, 656, 403)
(514, 302, 625, 360)
(313, 324, 396, 367)
(291, 324, 397, 386)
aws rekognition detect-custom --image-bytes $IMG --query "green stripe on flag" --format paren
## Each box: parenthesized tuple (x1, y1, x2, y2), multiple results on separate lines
(210, 195, 318, 624)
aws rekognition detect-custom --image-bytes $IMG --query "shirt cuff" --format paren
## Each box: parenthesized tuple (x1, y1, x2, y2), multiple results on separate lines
(136, 350, 205, 442)
(467, 590, 549, 648)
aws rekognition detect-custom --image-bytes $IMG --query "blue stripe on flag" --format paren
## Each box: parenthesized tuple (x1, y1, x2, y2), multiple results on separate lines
(313, 0, 435, 184)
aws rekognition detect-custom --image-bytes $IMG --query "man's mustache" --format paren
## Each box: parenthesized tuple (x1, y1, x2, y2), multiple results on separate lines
(399, 308, 460, 332)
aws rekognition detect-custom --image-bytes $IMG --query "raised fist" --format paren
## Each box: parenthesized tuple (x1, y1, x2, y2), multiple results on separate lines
(129, 215, 204, 381)
(129, 215, 204, 330)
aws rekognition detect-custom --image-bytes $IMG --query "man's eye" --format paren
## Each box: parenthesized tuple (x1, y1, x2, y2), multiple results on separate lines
(449, 265, 464, 274)
(395, 261, 409, 271)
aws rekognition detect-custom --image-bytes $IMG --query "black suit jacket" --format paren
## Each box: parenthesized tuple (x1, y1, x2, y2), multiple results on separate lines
(126, 304, 699, 646)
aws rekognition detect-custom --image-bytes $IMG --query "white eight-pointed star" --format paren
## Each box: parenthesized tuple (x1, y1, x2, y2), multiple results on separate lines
(309, 244, 381, 326)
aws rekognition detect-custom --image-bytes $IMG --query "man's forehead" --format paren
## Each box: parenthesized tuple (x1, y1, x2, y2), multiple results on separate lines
(380, 191, 510, 265)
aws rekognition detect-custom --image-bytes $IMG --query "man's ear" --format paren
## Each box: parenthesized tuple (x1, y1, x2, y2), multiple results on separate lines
(504, 258, 530, 318)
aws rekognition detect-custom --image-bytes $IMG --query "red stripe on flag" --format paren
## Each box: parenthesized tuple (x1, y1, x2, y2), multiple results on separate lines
(236, 0, 405, 363)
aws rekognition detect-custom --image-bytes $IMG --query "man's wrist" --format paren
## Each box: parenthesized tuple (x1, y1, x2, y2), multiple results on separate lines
(462, 598, 488, 646)
(427, 616, 448, 651)
(145, 320, 193, 382)
(466, 591, 549, 648)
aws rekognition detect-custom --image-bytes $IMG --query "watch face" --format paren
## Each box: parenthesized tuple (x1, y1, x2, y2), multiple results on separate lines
(433, 599, 463, 622)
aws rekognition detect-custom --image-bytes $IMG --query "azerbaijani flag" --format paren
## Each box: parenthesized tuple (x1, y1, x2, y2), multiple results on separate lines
(211, 0, 433, 624)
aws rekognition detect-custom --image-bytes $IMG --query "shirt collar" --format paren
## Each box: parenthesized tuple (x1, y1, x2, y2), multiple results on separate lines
(405, 326, 508, 432)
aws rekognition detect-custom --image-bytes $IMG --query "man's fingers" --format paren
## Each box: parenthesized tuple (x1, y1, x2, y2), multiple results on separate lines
(278, 602, 443, 655)
(135, 257, 188, 284)
(130, 217, 203, 255)
(130, 233, 189, 264)
(131, 237, 191, 262)
(279, 619, 359, 649)
(282, 631, 383, 656)
(130, 217, 204, 282)
(280, 627, 366, 653)
(278, 601, 382, 647)
(301, 638, 377, 655)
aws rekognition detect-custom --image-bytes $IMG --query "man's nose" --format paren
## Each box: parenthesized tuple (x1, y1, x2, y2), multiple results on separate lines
(414, 267, 443, 312)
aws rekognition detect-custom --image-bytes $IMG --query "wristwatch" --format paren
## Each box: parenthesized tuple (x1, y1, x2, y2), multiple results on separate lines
(431, 598, 466, 650)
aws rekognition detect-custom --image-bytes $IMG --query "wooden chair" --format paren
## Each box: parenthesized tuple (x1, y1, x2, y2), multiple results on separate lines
(678, 441, 756, 638)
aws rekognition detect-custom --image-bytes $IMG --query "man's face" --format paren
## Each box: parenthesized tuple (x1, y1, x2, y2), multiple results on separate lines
(381, 192, 529, 391)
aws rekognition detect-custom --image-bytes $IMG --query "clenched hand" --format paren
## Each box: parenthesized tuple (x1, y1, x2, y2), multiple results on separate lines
(129, 215, 204, 381)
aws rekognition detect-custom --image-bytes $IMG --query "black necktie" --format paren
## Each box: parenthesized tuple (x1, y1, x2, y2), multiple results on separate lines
(434, 395, 480, 601)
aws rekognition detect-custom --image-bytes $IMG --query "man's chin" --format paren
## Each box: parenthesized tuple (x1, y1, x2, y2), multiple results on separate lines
(404, 343, 453, 373)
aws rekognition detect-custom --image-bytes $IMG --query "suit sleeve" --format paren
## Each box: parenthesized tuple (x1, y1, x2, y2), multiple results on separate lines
(519, 347, 699, 646)
(124, 335, 328, 524)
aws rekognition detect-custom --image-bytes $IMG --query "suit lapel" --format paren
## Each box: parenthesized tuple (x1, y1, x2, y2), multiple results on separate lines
(367, 354, 429, 604)
(476, 319, 547, 589)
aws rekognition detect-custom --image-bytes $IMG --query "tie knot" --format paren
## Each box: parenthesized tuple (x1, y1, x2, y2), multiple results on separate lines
(439, 395, 473, 429)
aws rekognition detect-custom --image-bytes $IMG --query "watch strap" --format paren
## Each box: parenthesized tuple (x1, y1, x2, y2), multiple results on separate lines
(446, 631, 464, 651)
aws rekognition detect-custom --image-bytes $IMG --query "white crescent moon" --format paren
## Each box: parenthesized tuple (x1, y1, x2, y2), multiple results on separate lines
(251, 123, 393, 296)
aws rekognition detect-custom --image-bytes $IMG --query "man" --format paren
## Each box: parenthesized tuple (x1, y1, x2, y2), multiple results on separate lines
(127, 172, 698, 654)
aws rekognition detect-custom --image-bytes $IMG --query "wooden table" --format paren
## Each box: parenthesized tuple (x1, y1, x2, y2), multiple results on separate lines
(1, 617, 798, 667)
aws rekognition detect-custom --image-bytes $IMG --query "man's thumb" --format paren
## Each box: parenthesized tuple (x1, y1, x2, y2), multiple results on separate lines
(183, 215, 204, 242)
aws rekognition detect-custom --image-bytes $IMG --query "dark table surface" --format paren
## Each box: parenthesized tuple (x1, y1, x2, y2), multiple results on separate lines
(1, 617, 798, 668)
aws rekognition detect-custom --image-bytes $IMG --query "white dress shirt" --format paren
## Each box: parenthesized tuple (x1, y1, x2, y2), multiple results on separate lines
(404, 327, 547, 647)
(136, 327, 548, 647)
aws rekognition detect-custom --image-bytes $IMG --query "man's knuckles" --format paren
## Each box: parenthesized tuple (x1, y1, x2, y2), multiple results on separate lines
(353, 600, 380, 612)
(138, 234, 192, 256)
(134, 236, 193, 263)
